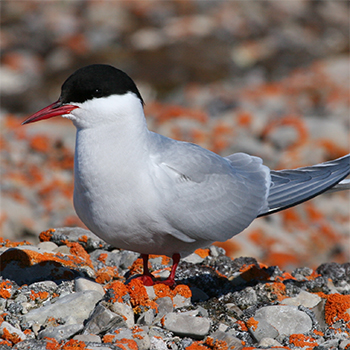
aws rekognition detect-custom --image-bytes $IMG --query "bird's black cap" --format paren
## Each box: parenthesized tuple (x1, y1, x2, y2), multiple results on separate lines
(60, 64, 144, 105)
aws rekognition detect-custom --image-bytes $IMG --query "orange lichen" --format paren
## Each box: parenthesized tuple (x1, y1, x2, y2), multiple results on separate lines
(289, 334, 318, 348)
(236, 320, 248, 331)
(0, 238, 31, 248)
(313, 329, 324, 336)
(102, 334, 115, 343)
(115, 338, 138, 350)
(185, 341, 208, 350)
(2, 327, 21, 344)
(0, 281, 12, 299)
(61, 339, 87, 349)
(205, 336, 229, 350)
(66, 242, 93, 268)
(266, 282, 287, 301)
(78, 235, 88, 243)
(95, 266, 120, 284)
(39, 228, 56, 242)
(246, 317, 259, 331)
(97, 253, 108, 263)
(127, 279, 158, 311)
(153, 283, 172, 299)
(44, 337, 61, 350)
(194, 248, 210, 259)
(324, 293, 350, 325)
(29, 290, 49, 301)
(104, 281, 129, 303)
(128, 258, 144, 276)
(173, 284, 192, 298)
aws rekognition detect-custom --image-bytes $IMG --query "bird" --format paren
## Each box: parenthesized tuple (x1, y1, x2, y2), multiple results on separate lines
(22, 64, 350, 286)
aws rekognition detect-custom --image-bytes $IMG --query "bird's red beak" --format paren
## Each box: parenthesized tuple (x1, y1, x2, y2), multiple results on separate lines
(22, 100, 79, 125)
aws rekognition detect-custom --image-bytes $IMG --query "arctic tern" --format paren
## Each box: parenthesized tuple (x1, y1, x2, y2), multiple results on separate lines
(22, 64, 350, 286)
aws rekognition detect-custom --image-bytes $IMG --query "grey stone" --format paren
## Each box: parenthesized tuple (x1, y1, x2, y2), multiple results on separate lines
(24, 290, 102, 326)
(162, 312, 211, 339)
(73, 334, 102, 343)
(182, 252, 206, 264)
(209, 330, 244, 350)
(37, 241, 58, 251)
(38, 324, 83, 341)
(53, 245, 71, 254)
(209, 245, 225, 257)
(110, 301, 135, 328)
(119, 250, 140, 270)
(74, 277, 105, 296)
(12, 339, 49, 350)
(173, 294, 191, 309)
(137, 309, 155, 326)
(83, 302, 127, 334)
(280, 290, 321, 308)
(248, 305, 312, 341)
(311, 298, 328, 331)
(340, 339, 350, 350)
(258, 337, 283, 347)
(226, 303, 244, 318)
(155, 297, 173, 316)
(145, 286, 157, 300)
(150, 336, 168, 350)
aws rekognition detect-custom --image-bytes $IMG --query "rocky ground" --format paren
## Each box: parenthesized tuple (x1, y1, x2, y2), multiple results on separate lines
(1, 227, 350, 350)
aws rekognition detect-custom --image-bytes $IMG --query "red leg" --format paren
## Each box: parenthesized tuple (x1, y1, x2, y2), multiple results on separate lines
(135, 254, 154, 286)
(155, 253, 180, 287)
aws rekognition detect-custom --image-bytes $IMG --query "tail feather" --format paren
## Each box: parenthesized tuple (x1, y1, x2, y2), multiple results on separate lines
(258, 154, 350, 217)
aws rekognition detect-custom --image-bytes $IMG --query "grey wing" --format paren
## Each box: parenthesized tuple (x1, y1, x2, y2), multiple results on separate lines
(152, 135, 270, 243)
(258, 154, 350, 217)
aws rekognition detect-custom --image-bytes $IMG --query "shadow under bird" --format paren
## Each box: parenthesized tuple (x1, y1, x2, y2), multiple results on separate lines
(22, 64, 350, 286)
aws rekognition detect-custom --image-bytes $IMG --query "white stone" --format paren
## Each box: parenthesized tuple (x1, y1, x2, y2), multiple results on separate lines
(74, 277, 105, 296)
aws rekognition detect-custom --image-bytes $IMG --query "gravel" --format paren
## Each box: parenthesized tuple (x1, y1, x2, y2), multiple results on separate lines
(1, 227, 350, 349)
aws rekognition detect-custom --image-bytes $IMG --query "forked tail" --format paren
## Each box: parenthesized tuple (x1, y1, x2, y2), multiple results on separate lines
(258, 154, 350, 217)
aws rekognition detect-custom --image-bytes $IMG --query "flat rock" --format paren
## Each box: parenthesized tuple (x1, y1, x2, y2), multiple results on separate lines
(280, 290, 321, 308)
(162, 312, 211, 339)
(37, 324, 83, 341)
(74, 277, 105, 296)
(248, 305, 312, 341)
(24, 290, 102, 326)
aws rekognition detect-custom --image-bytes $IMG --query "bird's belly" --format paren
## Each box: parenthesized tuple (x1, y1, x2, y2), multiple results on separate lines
(73, 176, 199, 256)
